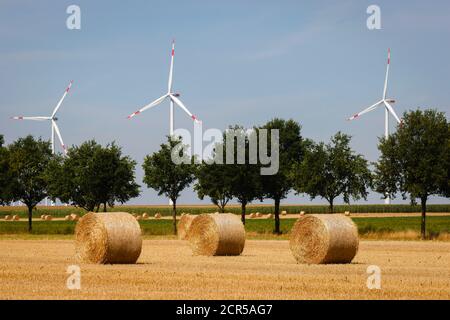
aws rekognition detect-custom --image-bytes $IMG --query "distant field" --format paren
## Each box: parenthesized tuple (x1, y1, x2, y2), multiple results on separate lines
(1, 216, 450, 240)
(1, 203, 450, 219)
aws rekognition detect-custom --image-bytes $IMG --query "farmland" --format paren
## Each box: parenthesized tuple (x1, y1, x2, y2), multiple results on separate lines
(0, 239, 449, 300)
(1, 205, 450, 300)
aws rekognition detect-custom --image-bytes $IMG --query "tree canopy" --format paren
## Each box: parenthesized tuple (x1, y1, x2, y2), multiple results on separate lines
(0, 135, 13, 206)
(143, 136, 196, 234)
(47, 140, 140, 212)
(8, 135, 53, 231)
(194, 161, 234, 213)
(374, 109, 450, 239)
(217, 126, 262, 223)
(294, 132, 372, 213)
(258, 118, 304, 234)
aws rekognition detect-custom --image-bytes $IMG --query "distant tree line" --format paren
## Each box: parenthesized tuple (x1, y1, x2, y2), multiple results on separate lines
(0, 109, 448, 238)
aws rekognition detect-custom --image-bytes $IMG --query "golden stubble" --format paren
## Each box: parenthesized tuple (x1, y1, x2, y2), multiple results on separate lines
(0, 239, 449, 300)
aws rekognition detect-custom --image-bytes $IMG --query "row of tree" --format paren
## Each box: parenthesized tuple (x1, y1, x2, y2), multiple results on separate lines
(0, 109, 449, 238)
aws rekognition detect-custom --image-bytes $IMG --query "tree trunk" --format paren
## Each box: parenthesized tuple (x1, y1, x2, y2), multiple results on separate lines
(421, 196, 427, 240)
(241, 202, 246, 225)
(27, 205, 33, 233)
(328, 198, 334, 213)
(274, 197, 281, 235)
(103, 202, 107, 212)
(172, 199, 177, 235)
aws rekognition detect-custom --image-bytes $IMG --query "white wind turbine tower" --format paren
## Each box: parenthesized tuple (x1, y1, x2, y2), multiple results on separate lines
(11, 80, 73, 205)
(127, 40, 202, 133)
(347, 49, 402, 205)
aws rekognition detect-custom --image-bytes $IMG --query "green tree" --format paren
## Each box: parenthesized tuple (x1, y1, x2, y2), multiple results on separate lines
(47, 140, 140, 212)
(194, 162, 233, 213)
(259, 119, 304, 234)
(221, 126, 262, 224)
(8, 136, 53, 232)
(0, 135, 13, 206)
(143, 136, 196, 235)
(374, 109, 450, 239)
(293, 132, 372, 213)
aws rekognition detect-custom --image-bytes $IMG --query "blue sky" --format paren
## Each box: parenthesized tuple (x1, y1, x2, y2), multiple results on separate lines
(1, 0, 449, 205)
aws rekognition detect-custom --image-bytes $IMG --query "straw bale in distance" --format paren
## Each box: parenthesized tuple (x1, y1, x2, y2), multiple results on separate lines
(345, 211, 351, 216)
(178, 214, 195, 240)
(300, 211, 305, 216)
(12, 215, 20, 221)
(70, 214, 79, 221)
(4, 215, 11, 221)
(154, 213, 162, 219)
(142, 213, 149, 219)
(281, 210, 287, 216)
(290, 214, 359, 264)
(44, 215, 52, 221)
(266, 214, 273, 219)
(188, 213, 246, 256)
(249, 213, 256, 219)
(256, 212, 262, 218)
(64, 215, 71, 221)
(75, 212, 142, 264)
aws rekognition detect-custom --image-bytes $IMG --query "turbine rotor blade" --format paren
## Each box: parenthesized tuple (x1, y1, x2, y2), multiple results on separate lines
(52, 80, 73, 118)
(383, 49, 390, 100)
(127, 94, 168, 119)
(347, 100, 384, 121)
(10, 116, 51, 121)
(52, 121, 67, 154)
(168, 40, 175, 93)
(170, 94, 201, 124)
(384, 100, 402, 124)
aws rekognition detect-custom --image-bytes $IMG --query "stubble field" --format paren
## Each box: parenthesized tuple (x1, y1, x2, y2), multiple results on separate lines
(1, 239, 449, 300)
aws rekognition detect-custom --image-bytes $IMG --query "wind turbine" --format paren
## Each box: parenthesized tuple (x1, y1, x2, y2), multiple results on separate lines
(347, 49, 402, 205)
(127, 40, 202, 134)
(11, 81, 72, 155)
(11, 80, 73, 205)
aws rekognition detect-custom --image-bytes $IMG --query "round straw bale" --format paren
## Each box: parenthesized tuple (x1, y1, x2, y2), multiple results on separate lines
(142, 213, 149, 219)
(300, 211, 305, 216)
(12, 215, 20, 221)
(135, 215, 142, 221)
(45, 215, 53, 221)
(249, 213, 256, 219)
(290, 214, 359, 264)
(266, 214, 273, 219)
(4, 215, 11, 221)
(178, 214, 196, 240)
(40, 215, 45, 220)
(70, 213, 79, 221)
(75, 212, 142, 264)
(345, 211, 351, 217)
(256, 212, 262, 218)
(188, 213, 245, 256)
(154, 213, 162, 219)
(64, 215, 71, 221)
(281, 210, 287, 216)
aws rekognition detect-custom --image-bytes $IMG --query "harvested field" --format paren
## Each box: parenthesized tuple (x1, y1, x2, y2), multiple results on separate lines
(0, 239, 449, 299)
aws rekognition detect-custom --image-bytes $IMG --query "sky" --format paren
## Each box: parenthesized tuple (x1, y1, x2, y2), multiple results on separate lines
(0, 0, 449, 205)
